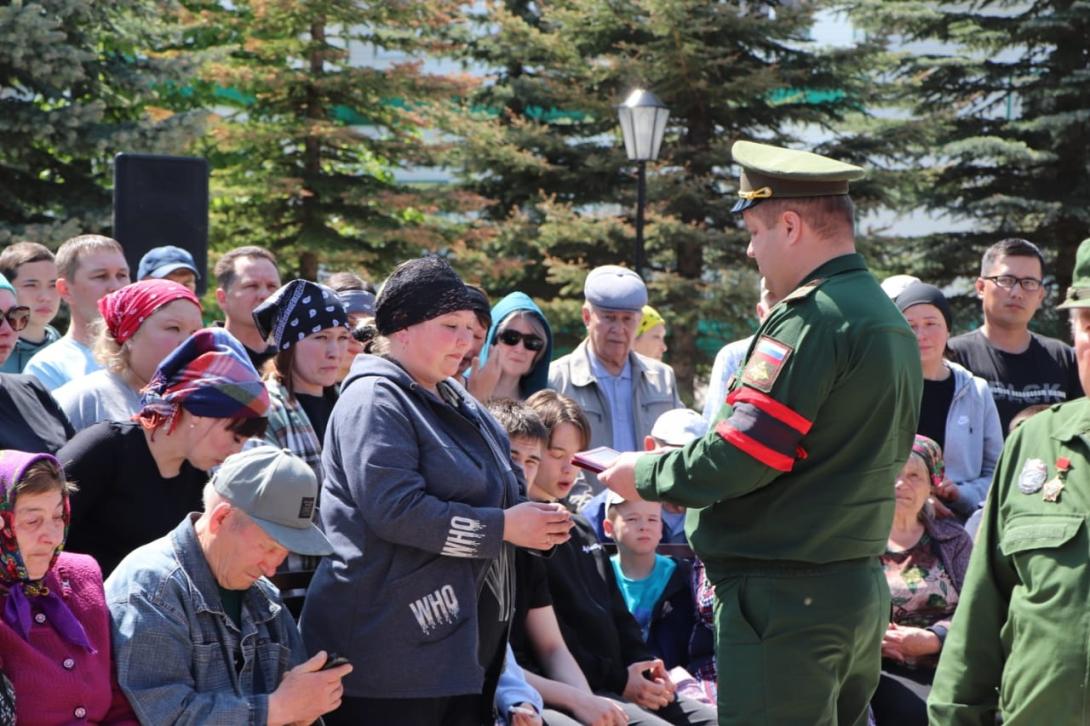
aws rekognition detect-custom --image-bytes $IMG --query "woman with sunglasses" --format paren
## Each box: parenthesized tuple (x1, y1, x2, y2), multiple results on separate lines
(471, 292, 553, 402)
(0, 273, 74, 454)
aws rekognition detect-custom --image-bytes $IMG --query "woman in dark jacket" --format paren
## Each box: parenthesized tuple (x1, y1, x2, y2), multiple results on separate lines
(301, 256, 571, 726)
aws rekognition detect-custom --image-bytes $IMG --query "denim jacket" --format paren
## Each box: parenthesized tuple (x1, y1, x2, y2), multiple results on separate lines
(105, 515, 307, 725)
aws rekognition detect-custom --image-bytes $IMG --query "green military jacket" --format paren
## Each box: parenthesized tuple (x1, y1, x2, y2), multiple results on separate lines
(929, 397, 1090, 725)
(635, 253, 921, 575)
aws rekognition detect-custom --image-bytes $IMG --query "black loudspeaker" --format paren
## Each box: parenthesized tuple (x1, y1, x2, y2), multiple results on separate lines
(113, 153, 209, 294)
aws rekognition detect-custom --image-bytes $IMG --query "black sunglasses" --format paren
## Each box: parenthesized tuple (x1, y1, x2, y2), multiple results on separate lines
(1, 306, 30, 332)
(495, 328, 545, 351)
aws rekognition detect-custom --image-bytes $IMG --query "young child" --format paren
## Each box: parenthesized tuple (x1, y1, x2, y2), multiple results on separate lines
(604, 492, 696, 671)
(0, 242, 62, 373)
(519, 390, 717, 726)
(582, 408, 707, 543)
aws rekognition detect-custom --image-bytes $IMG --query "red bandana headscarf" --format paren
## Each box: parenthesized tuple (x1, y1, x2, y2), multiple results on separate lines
(97, 279, 201, 345)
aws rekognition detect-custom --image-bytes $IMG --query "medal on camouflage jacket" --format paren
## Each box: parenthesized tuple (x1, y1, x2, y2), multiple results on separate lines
(1018, 458, 1047, 494)
(1042, 457, 1071, 503)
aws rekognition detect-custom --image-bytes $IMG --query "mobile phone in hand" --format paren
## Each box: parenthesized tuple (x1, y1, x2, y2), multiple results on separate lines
(572, 446, 622, 473)
(321, 652, 350, 670)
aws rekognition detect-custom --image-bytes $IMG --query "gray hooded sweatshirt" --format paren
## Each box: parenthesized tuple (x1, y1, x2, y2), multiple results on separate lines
(300, 355, 522, 699)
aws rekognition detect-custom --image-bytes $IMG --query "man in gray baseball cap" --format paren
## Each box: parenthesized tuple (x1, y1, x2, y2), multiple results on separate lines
(106, 448, 347, 726)
(548, 265, 681, 505)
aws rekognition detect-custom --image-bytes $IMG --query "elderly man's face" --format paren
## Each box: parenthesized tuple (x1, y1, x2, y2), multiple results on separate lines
(1072, 308, 1090, 396)
(207, 507, 290, 590)
(583, 304, 640, 370)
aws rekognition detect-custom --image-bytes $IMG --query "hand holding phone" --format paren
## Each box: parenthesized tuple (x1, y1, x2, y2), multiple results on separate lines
(321, 652, 350, 670)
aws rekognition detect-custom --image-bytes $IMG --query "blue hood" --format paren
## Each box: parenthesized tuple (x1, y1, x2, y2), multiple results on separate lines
(480, 291, 553, 398)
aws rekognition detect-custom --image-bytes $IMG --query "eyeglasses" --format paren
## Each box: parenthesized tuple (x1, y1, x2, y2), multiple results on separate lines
(496, 329, 545, 351)
(981, 275, 1044, 292)
(1, 306, 30, 332)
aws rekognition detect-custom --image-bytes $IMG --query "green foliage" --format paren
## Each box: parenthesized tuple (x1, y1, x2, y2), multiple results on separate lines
(440, 0, 887, 400)
(0, 0, 199, 246)
(172, 0, 474, 281)
(849, 0, 1090, 338)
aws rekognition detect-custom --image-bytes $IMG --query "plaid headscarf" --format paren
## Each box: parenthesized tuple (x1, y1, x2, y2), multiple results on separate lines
(139, 328, 269, 432)
(98, 279, 201, 345)
(911, 434, 945, 487)
(0, 450, 93, 651)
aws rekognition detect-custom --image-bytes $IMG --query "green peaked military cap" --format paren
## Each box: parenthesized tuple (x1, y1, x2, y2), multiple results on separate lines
(730, 140, 867, 213)
(1058, 238, 1090, 309)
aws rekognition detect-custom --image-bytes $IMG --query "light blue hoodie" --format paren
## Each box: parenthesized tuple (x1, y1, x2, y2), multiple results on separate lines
(480, 292, 554, 399)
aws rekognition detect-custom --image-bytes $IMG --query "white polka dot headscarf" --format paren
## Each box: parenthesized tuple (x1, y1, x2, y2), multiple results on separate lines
(251, 279, 348, 350)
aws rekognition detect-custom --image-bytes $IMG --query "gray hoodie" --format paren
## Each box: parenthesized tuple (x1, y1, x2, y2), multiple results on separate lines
(300, 355, 522, 699)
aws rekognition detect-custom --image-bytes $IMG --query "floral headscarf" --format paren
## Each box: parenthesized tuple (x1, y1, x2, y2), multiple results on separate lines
(0, 450, 93, 651)
(911, 434, 945, 487)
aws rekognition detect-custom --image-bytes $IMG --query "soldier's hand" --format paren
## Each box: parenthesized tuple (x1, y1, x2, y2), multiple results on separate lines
(599, 452, 647, 502)
(623, 659, 673, 710)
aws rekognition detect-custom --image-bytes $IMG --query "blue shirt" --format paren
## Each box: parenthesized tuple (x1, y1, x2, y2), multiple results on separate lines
(588, 351, 637, 452)
(610, 554, 677, 639)
(22, 335, 100, 391)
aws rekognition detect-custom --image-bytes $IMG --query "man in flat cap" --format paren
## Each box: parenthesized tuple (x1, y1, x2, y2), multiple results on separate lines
(928, 237, 1090, 725)
(106, 447, 351, 725)
(549, 265, 682, 505)
(601, 140, 922, 724)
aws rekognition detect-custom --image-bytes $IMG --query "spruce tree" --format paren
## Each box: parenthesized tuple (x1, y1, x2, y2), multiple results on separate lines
(850, 0, 1090, 336)
(174, 0, 470, 281)
(442, 0, 886, 401)
(0, 0, 197, 244)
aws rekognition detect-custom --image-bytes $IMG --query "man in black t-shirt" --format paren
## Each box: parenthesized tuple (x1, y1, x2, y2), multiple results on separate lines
(948, 238, 1082, 433)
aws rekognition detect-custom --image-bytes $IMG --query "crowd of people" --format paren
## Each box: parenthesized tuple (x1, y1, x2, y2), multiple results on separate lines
(1, 138, 1089, 726)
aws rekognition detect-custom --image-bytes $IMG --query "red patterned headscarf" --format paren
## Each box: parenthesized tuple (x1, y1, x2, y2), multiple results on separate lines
(97, 279, 201, 345)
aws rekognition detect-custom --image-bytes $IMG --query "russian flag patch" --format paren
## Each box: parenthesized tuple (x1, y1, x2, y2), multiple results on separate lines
(740, 335, 793, 392)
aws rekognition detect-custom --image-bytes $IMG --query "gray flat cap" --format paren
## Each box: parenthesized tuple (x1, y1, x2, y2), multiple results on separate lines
(584, 265, 647, 312)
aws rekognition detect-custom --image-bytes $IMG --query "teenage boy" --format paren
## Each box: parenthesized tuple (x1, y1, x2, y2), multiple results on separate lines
(948, 237, 1082, 432)
(603, 492, 696, 671)
(488, 398, 547, 488)
(23, 234, 129, 390)
(517, 390, 716, 726)
(0, 242, 62, 373)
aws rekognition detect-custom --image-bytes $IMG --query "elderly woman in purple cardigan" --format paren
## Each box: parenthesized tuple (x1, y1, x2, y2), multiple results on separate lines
(871, 435, 973, 726)
(0, 449, 137, 724)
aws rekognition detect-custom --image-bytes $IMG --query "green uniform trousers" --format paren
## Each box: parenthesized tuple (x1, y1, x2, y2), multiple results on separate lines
(712, 560, 889, 725)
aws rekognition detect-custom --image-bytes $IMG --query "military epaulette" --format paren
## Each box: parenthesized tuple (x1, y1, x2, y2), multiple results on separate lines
(782, 278, 825, 304)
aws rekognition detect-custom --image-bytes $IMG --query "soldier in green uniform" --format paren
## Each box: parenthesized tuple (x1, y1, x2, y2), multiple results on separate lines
(927, 237, 1090, 725)
(600, 140, 922, 725)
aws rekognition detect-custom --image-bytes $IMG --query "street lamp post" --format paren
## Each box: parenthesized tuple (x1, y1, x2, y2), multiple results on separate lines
(617, 89, 669, 278)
